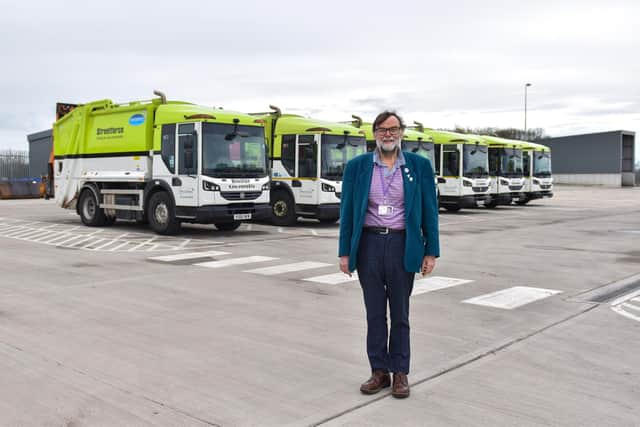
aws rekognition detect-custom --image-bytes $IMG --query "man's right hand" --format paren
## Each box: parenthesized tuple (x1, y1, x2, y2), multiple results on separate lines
(339, 256, 351, 277)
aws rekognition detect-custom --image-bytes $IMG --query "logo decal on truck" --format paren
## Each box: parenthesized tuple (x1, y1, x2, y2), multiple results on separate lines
(129, 114, 145, 126)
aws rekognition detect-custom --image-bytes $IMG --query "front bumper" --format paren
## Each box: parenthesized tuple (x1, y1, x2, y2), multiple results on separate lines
(440, 194, 489, 208)
(177, 203, 272, 223)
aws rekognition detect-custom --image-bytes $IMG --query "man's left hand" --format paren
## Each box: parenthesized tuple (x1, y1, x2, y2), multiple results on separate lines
(421, 256, 436, 276)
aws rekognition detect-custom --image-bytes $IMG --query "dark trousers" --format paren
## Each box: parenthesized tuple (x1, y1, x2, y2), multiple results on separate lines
(356, 230, 415, 374)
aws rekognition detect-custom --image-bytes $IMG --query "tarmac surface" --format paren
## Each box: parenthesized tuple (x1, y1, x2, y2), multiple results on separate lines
(0, 185, 639, 427)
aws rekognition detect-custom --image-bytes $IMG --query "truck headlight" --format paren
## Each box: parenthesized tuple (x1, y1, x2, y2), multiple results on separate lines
(462, 179, 472, 187)
(203, 181, 220, 191)
(322, 183, 336, 192)
(532, 178, 540, 185)
(262, 182, 270, 191)
(499, 179, 509, 186)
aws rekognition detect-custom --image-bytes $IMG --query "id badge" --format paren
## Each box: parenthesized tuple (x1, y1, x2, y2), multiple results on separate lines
(378, 205, 394, 216)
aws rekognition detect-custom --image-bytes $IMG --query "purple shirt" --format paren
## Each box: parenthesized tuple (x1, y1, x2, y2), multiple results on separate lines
(364, 150, 406, 229)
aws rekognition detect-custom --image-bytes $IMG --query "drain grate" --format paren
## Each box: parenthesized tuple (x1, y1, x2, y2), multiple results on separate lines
(571, 273, 640, 303)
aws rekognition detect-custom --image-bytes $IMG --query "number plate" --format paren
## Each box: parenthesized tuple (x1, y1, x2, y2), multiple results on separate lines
(233, 213, 252, 220)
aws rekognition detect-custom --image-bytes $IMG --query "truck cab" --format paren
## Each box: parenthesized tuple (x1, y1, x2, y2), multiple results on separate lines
(482, 136, 527, 208)
(421, 129, 491, 211)
(254, 106, 366, 225)
(518, 141, 553, 205)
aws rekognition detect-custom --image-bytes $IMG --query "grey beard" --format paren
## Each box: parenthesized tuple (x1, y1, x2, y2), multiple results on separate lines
(376, 139, 400, 153)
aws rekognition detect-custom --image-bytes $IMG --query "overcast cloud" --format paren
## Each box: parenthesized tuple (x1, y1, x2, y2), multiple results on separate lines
(1, 0, 638, 158)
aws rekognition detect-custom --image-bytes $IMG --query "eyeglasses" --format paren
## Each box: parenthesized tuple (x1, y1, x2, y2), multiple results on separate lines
(374, 127, 402, 136)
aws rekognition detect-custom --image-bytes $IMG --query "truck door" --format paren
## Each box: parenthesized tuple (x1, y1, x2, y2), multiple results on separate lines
(293, 134, 318, 205)
(171, 122, 199, 208)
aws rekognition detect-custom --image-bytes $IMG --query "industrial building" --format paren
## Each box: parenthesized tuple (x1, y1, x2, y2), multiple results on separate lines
(544, 130, 636, 187)
(27, 129, 52, 178)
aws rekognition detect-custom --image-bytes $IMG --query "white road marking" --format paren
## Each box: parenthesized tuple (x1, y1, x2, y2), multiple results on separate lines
(109, 241, 132, 251)
(194, 256, 277, 269)
(411, 276, 474, 296)
(462, 286, 562, 309)
(33, 231, 64, 242)
(621, 302, 640, 313)
(26, 231, 58, 241)
(128, 236, 157, 252)
(43, 233, 73, 244)
(94, 239, 118, 251)
(54, 234, 88, 246)
(66, 235, 97, 247)
(310, 230, 318, 236)
(244, 261, 332, 275)
(149, 251, 231, 262)
(83, 238, 105, 249)
(610, 289, 640, 323)
(303, 272, 359, 285)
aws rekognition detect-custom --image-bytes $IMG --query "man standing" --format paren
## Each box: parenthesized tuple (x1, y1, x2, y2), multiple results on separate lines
(338, 111, 439, 398)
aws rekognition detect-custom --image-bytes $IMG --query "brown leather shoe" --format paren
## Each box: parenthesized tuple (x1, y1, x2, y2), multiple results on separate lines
(359, 370, 391, 394)
(392, 372, 410, 398)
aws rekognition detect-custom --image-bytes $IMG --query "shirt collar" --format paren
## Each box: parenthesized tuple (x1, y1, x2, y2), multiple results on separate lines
(373, 148, 406, 169)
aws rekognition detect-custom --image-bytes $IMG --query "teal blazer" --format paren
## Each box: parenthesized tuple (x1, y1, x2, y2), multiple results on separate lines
(338, 151, 440, 273)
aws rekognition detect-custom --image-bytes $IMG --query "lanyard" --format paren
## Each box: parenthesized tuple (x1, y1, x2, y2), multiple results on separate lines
(378, 164, 398, 204)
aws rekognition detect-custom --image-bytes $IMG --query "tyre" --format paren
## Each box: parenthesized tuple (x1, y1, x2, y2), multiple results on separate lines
(484, 200, 498, 209)
(270, 191, 297, 226)
(515, 199, 530, 206)
(444, 205, 461, 212)
(215, 221, 241, 231)
(148, 192, 181, 235)
(79, 189, 106, 226)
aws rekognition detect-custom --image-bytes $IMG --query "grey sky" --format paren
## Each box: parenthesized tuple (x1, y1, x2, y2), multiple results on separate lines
(1, 0, 638, 160)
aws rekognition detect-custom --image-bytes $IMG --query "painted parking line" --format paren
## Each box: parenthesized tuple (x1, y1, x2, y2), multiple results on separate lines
(462, 286, 562, 309)
(244, 261, 332, 276)
(303, 272, 359, 285)
(194, 256, 277, 269)
(149, 251, 231, 262)
(611, 289, 640, 323)
(412, 276, 474, 296)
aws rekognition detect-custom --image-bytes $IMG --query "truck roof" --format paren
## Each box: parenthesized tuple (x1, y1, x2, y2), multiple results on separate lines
(258, 113, 366, 137)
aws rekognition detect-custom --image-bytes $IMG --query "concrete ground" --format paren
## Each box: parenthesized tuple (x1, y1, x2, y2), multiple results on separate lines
(0, 185, 638, 427)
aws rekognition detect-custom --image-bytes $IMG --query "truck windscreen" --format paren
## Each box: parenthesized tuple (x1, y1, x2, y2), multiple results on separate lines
(500, 148, 524, 177)
(463, 144, 489, 178)
(202, 123, 267, 178)
(321, 135, 366, 180)
(533, 151, 552, 177)
(403, 140, 436, 168)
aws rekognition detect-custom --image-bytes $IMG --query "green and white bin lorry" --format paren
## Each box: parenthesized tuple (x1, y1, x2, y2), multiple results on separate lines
(53, 91, 271, 234)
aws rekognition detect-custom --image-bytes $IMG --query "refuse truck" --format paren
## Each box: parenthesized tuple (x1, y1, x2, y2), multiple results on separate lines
(251, 106, 367, 225)
(53, 91, 271, 234)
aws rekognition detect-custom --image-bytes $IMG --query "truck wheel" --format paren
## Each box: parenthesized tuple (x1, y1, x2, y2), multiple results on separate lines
(215, 221, 241, 231)
(79, 189, 106, 226)
(484, 200, 498, 209)
(515, 199, 530, 205)
(148, 192, 181, 235)
(444, 205, 461, 212)
(271, 191, 296, 226)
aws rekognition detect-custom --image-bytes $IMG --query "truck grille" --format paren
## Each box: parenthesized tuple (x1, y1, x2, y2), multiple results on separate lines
(220, 191, 261, 201)
(472, 186, 488, 192)
(509, 185, 523, 191)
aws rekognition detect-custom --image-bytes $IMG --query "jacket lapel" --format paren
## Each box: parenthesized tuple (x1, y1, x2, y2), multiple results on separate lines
(356, 154, 374, 219)
(403, 154, 417, 216)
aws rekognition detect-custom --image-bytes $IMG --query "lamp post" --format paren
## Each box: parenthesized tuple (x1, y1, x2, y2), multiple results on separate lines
(524, 82, 532, 139)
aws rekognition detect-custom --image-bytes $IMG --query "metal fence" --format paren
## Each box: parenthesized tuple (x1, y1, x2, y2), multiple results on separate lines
(0, 150, 30, 179)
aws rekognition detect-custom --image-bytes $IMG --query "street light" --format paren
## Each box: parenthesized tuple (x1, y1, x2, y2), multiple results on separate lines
(524, 82, 532, 138)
